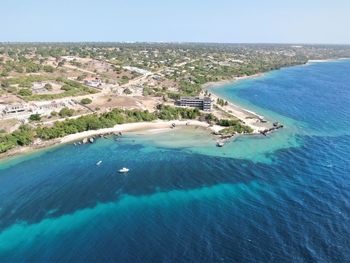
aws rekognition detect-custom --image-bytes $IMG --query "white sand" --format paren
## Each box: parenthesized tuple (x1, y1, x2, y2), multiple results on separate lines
(209, 93, 269, 133)
(60, 120, 212, 144)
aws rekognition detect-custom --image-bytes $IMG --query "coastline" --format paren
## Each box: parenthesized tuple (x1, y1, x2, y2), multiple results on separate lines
(201, 73, 264, 89)
(203, 57, 350, 129)
(60, 120, 219, 143)
(202, 73, 274, 133)
(208, 92, 268, 133)
(1, 66, 306, 161)
(306, 57, 350, 64)
(0, 120, 222, 160)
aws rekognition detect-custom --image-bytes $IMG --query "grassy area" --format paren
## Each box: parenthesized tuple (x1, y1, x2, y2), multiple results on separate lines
(6, 75, 49, 87)
(2, 76, 99, 101)
(22, 87, 97, 101)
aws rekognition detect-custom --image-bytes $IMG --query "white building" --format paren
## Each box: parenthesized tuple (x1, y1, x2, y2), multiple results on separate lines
(123, 66, 151, 75)
(84, 77, 102, 88)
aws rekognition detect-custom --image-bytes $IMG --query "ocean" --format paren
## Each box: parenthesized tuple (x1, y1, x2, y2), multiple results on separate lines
(0, 60, 349, 262)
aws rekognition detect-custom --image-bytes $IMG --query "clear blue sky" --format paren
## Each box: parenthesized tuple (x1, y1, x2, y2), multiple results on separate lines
(2, 0, 350, 44)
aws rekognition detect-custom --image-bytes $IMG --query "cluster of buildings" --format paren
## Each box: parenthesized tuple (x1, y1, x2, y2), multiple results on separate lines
(0, 100, 76, 120)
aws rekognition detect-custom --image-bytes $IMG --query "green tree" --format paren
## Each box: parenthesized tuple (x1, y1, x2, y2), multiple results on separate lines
(43, 65, 54, 73)
(44, 83, 53, 90)
(59, 107, 74, 117)
(61, 84, 73, 91)
(11, 125, 34, 146)
(29, 114, 41, 121)
(123, 88, 132, 95)
(80, 98, 92, 105)
(18, 88, 32, 96)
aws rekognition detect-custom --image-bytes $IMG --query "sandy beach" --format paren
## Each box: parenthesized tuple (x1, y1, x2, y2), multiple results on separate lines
(201, 73, 264, 89)
(201, 73, 272, 133)
(0, 120, 223, 160)
(306, 58, 350, 64)
(60, 120, 218, 144)
(208, 93, 269, 133)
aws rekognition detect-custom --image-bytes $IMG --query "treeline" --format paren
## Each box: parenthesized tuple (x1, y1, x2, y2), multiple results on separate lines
(36, 106, 202, 140)
(36, 109, 158, 140)
(156, 104, 200, 120)
(0, 106, 198, 153)
(0, 106, 254, 154)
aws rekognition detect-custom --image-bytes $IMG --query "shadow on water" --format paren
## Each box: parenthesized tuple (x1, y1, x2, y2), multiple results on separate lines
(3, 129, 346, 236)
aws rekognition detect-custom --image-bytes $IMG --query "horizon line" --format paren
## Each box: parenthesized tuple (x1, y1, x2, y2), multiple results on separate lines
(1, 41, 350, 46)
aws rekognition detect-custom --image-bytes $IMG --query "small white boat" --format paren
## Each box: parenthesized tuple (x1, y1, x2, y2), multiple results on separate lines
(216, 141, 224, 147)
(118, 167, 129, 173)
(96, 161, 102, 166)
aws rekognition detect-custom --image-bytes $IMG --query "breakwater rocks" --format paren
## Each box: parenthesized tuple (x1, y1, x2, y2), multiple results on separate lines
(213, 122, 284, 141)
(75, 132, 123, 145)
(259, 122, 284, 136)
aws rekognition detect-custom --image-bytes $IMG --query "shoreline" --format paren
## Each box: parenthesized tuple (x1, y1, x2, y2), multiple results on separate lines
(202, 57, 350, 130)
(2, 62, 319, 161)
(60, 120, 218, 143)
(201, 73, 273, 133)
(0, 120, 222, 160)
(202, 73, 264, 89)
(306, 57, 350, 64)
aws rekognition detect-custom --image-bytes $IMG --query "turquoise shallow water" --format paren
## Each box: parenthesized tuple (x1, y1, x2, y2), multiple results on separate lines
(0, 60, 350, 262)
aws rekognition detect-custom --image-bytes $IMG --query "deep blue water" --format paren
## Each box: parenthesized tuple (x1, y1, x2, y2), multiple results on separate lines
(0, 60, 350, 262)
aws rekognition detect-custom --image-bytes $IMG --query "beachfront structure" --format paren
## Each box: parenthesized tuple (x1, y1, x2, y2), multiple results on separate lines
(177, 97, 212, 111)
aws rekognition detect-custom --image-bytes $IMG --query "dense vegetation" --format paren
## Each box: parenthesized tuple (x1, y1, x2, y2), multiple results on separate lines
(0, 125, 34, 153)
(156, 104, 200, 120)
(59, 107, 75, 117)
(217, 119, 254, 134)
(29, 114, 41, 121)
